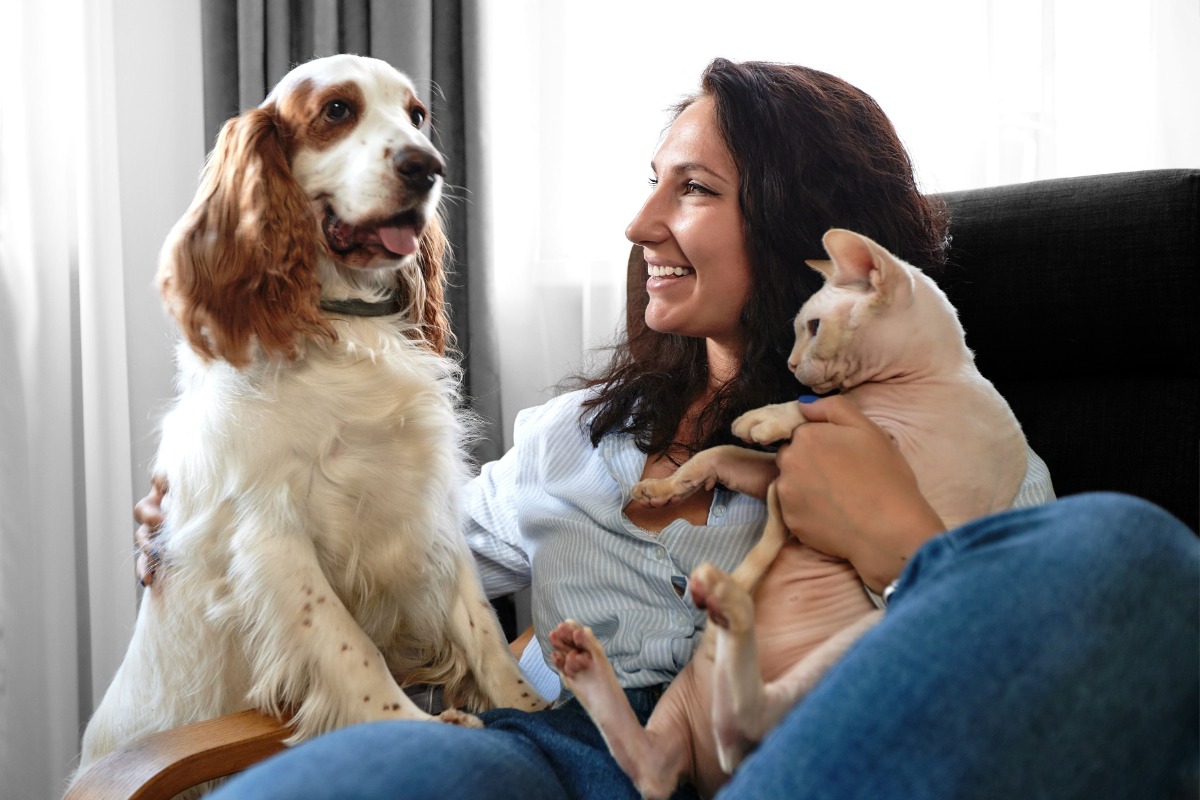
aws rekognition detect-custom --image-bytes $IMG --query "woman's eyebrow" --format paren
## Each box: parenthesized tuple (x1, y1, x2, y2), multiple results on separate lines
(651, 161, 733, 184)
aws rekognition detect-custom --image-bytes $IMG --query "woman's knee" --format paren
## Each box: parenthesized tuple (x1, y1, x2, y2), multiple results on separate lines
(1032, 492, 1197, 588)
(937, 492, 1197, 595)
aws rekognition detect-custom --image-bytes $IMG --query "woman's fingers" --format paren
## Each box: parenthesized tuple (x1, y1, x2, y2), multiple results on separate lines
(133, 475, 168, 586)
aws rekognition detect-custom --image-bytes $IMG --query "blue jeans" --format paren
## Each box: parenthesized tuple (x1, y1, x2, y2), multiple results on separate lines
(209, 493, 1198, 800)
(206, 685, 697, 800)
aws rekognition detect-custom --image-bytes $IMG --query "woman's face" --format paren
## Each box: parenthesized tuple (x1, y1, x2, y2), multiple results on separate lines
(626, 96, 752, 350)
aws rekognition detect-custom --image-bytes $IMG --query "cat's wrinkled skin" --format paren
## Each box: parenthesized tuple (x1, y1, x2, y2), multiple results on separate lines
(553, 228, 1029, 800)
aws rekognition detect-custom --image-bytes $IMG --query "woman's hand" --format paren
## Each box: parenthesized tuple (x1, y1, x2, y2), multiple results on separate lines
(134, 474, 167, 587)
(775, 395, 945, 593)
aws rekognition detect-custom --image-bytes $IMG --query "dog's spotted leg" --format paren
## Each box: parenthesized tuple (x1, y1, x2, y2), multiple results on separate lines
(227, 517, 479, 742)
(443, 547, 549, 712)
(549, 620, 690, 800)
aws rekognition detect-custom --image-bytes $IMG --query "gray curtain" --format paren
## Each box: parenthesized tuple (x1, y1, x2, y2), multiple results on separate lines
(199, 0, 502, 465)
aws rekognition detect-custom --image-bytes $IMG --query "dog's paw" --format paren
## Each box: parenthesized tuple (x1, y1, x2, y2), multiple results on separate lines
(436, 708, 484, 728)
(691, 563, 753, 634)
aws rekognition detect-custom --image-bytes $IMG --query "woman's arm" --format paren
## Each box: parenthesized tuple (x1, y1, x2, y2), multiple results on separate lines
(774, 395, 945, 594)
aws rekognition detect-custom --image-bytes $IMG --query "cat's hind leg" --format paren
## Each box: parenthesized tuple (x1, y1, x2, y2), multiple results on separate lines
(549, 620, 690, 800)
(691, 563, 766, 774)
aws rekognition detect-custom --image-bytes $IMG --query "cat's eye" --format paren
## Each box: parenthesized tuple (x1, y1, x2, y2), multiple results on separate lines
(807, 319, 820, 337)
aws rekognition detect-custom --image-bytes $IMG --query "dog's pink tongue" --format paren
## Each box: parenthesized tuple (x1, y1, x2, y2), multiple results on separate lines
(378, 225, 420, 256)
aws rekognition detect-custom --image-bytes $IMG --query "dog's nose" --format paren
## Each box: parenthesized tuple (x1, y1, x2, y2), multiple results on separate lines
(394, 147, 445, 192)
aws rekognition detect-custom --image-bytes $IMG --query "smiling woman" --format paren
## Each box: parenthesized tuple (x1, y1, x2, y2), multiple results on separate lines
(478, 0, 1200, 446)
(630, 97, 753, 362)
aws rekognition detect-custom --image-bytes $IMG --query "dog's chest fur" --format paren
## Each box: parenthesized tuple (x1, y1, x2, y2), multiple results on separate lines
(156, 321, 468, 653)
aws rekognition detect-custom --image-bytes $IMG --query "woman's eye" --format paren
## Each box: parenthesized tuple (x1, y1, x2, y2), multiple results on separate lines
(323, 100, 352, 122)
(409, 107, 426, 127)
(647, 177, 659, 188)
(683, 181, 714, 195)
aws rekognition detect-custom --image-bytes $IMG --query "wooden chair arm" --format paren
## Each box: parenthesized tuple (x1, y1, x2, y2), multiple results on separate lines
(64, 709, 291, 800)
(65, 636, 533, 799)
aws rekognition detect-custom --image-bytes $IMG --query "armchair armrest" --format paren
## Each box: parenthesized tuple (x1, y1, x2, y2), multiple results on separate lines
(64, 709, 290, 800)
(66, 635, 535, 799)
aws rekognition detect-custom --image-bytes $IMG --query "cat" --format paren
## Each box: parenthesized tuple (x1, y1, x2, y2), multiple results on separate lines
(549, 228, 1030, 799)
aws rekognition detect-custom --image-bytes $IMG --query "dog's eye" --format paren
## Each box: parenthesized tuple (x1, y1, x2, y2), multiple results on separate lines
(323, 100, 353, 123)
(807, 319, 820, 337)
(409, 106, 426, 127)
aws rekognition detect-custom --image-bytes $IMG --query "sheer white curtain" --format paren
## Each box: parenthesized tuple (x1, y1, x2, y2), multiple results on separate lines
(478, 0, 1200, 443)
(0, 0, 202, 795)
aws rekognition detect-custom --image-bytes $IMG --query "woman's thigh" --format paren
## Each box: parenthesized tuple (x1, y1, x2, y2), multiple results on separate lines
(205, 688, 688, 800)
(719, 493, 1199, 800)
(205, 718, 566, 800)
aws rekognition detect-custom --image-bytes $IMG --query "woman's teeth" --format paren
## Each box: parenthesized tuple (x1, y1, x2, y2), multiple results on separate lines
(647, 265, 694, 278)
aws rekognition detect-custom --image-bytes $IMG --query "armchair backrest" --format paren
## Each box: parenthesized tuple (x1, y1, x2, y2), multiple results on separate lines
(626, 169, 1199, 531)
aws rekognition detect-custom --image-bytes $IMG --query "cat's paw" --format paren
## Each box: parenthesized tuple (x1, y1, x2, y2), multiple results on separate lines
(731, 405, 803, 445)
(691, 563, 754, 634)
(632, 474, 705, 506)
(715, 733, 755, 776)
(549, 619, 601, 680)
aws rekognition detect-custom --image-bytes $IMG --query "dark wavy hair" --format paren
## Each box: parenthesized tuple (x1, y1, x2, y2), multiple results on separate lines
(578, 58, 949, 457)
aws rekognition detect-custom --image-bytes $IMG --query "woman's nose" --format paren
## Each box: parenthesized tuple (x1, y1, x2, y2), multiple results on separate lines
(625, 187, 668, 246)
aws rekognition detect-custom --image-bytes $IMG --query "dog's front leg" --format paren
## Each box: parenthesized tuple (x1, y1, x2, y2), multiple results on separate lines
(444, 547, 549, 712)
(226, 515, 480, 742)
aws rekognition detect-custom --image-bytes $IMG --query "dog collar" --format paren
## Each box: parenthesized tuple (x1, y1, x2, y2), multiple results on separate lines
(320, 297, 405, 317)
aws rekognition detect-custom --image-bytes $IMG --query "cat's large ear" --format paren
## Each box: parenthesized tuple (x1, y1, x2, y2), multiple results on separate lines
(821, 228, 911, 306)
(804, 258, 834, 280)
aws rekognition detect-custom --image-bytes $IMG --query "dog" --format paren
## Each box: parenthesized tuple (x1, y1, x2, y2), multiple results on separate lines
(74, 54, 545, 785)
(550, 228, 1029, 798)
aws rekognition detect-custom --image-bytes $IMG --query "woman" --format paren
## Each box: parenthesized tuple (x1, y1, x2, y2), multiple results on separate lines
(141, 59, 1197, 800)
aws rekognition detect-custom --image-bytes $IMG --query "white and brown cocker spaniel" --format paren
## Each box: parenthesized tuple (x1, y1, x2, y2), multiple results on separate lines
(75, 54, 544, 780)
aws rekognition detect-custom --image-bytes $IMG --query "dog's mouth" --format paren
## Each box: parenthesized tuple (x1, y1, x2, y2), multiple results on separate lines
(323, 207, 426, 260)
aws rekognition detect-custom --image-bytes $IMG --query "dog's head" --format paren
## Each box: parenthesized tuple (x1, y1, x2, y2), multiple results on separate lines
(158, 54, 452, 367)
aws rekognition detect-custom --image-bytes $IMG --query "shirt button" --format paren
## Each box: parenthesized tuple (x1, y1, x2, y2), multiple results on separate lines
(712, 504, 727, 518)
(676, 613, 688, 626)
(655, 547, 667, 560)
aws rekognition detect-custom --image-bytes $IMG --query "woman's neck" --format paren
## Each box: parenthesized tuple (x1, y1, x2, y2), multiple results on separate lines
(705, 336, 742, 390)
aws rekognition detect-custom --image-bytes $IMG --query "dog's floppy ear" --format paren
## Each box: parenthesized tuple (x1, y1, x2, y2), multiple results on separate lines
(157, 104, 334, 367)
(820, 228, 912, 306)
(414, 212, 453, 355)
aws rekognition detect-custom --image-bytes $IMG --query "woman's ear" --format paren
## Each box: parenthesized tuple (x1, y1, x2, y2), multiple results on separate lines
(156, 105, 333, 367)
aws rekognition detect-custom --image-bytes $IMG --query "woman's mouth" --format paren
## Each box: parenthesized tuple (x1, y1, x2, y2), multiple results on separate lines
(646, 264, 695, 278)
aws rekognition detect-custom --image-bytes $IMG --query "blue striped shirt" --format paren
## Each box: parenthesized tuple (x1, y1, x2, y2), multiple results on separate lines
(464, 388, 1056, 690)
